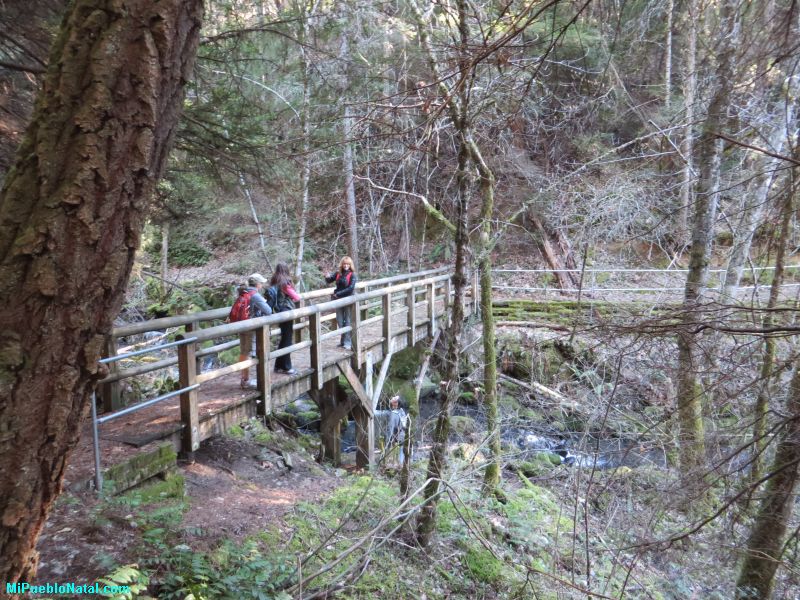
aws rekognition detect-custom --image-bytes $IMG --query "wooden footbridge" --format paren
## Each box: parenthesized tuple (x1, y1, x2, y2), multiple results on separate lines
(85, 268, 478, 492)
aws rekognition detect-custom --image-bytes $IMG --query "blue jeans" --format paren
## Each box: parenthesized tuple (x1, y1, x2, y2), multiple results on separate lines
(336, 307, 351, 348)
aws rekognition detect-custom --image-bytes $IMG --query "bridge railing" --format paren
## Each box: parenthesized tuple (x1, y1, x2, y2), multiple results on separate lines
(91, 268, 471, 474)
(492, 266, 800, 298)
(98, 266, 452, 410)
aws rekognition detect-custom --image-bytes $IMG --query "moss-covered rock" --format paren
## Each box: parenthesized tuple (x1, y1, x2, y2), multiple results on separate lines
(511, 452, 561, 477)
(451, 415, 477, 436)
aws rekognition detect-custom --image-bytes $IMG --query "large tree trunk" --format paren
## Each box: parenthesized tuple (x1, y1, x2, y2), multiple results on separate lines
(0, 0, 202, 582)
(467, 136, 500, 494)
(751, 165, 796, 484)
(677, 0, 697, 241)
(736, 358, 800, 598)
(415, 135, 470, 548)
(676, 0, 739, 473)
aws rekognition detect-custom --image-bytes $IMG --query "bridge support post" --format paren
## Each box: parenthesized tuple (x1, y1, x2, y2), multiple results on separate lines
(178, 341, 200, 455)
(312, 378, 348, 466)
(353, 404, 374, 470)
(255, 324, 270, 416)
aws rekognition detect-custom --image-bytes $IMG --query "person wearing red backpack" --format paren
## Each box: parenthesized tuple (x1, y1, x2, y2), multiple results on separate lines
(325, 256, 357, 350)
(228, 273, 272, 388)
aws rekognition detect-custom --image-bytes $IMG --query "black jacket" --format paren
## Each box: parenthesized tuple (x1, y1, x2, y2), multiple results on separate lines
(325, 270, 357, 298)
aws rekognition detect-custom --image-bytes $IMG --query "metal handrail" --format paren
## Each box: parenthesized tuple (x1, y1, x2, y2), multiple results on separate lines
(92, 336, 201, 493)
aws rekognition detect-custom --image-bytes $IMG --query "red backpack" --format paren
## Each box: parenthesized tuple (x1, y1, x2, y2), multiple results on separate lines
(229, 288, 256, 322)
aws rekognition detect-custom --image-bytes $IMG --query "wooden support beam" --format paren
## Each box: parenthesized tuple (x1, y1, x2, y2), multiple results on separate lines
(382, 294, 393, 356)
(406, 287, 415, 348)
(309, 311, 323, 390)
(350, 300, 362, 370)
(364, 352, 374, 400)
(338, 362, 373, 416)
(177, 341, 200, 454)
(372, 351, 394, 410)
(255, 325, 270, 416)
(294, 298, 304, 344)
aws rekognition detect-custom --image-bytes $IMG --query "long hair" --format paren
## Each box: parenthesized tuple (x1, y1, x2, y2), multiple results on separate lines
(271, 262, 292, 288)
(339, 256, 354, 273)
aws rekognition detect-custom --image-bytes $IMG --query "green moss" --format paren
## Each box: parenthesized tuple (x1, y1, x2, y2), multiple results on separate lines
(227, 424, 245, 438)
(102, 443, 176, 495)
(463, 546, 504, 585)
(450, 415, 477, 436)
(118, 472, 185, 506)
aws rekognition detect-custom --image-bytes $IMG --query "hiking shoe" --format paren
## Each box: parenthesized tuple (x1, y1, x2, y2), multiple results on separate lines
(284, 368, 297, 375)
(343, 344, 352, 350)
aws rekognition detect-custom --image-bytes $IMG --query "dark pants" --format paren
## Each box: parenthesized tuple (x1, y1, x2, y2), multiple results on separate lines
(274, 320, 294, 370)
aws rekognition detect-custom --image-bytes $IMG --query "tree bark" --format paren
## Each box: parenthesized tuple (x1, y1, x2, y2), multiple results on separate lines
(676, 0, 739, 473)
(751, 163, 796, 484)
(415, 136, 469, 548)
(0, 0, 202, 582)
(677, 0, 697, 241)
(736, 360, 800, 598)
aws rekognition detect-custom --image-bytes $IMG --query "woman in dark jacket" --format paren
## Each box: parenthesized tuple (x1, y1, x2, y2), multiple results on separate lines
(324, 256, 357, 349)
(271, 263, 301, 374)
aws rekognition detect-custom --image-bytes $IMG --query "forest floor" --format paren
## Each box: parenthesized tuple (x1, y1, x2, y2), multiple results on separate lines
(36, 426, 342, 585)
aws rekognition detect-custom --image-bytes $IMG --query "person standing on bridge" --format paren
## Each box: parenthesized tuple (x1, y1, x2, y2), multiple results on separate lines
(325, 256, 357, 350)
(228, 273, 272, 389)
(271, 263, 301, 375)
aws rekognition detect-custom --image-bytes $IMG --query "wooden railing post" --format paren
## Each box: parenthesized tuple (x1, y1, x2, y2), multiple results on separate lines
(255, 324, 270, 416)
(360, 284, 369, 322)
(427, 282, 436, 336)
(309, 311, 323, 390)
(177, 341, 199, 455)
(444, 278, 452, 326)
(350, 300, 362, 370)
(185, 320, 202, 374)
(382, 293, 393, 355)
(406, 287, 416, 347)
(100, 334, 122, 412)
(294, 298, 304, 344)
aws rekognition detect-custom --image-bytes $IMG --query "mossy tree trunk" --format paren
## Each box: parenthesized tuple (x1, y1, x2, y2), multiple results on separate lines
(468, 137, 500, 494)
(0, 0, 203, 582)
(414, 137, 469, 547)
(736, 358, 800, 598)
(676, 0, 739, 473)
(751, 162, 796, 484)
